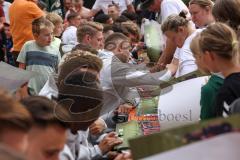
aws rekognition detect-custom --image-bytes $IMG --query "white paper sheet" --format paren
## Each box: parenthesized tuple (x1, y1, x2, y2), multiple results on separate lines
(143, 133, 240, 160)
(0, 62, 38, 92)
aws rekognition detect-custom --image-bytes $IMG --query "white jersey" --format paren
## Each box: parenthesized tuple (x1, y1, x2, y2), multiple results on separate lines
(92, 0, 133, 14)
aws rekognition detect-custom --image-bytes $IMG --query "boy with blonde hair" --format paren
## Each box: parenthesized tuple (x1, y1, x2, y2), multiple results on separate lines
(17, 17, 61, 95)
(46, 12, 64, 49)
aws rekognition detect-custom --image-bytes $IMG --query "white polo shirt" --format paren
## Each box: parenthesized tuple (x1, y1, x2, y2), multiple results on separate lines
(158, 0, 190, 24)
(92, 0, 133, 14)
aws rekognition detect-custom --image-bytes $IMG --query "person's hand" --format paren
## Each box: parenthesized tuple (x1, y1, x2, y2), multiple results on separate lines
(166, 63, 178, 76)
(114, 152, 132, 160)
(150, 63, 166, 73)
(14, 83, 29, 100)
(117, 103, 135, 114)
(107, 151, 119, 160)
(89, 118, 107, 135)
(99, 132, 122, 154)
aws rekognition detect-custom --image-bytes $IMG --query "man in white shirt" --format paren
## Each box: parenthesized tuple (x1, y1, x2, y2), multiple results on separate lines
(91, 0, 135, 17)
(62, 12, 81, 45)
(141, 0, 189, 23)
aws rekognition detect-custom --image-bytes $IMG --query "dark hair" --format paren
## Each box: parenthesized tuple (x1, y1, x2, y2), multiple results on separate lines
(112, 21, 140, 42)
(108, 1, 120, 9)
(21, 96, 69, 128)
(0, 89, 32, 133)
(114, 15, 129, 23)
(94, 13, 111, 24)
(212, 0, 240, 35)
(122, 11, 138, 22)
(3, 23, 10, 27)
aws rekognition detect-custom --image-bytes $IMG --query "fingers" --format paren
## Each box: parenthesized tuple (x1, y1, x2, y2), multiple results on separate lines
(89, 126, 102, 135)
(106, 132, 117, 138)
(89, 119, 106, 135)
(99, 134, 123, 154)
(114, 153, 132, 160)
(117, 104, 134, 114)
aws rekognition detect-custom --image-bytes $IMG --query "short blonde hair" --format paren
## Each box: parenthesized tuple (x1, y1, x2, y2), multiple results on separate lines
(199, 22, 239, 60)
(32, 17, 54, 34)
(77, 22, 103, 42)
(46, 12, 63, 25)
(189, 0, 214, 8)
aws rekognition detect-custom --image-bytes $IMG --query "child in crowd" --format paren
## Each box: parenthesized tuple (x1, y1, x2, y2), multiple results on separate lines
(161, 11, 199, 78)
(3, 23, 14, 66)
(198, 22, 240, 117)
(17, 17, 61, 95)
(46, 12, 64, 49)
(190, 34, 224, 120)
(21, 96, 70, 160)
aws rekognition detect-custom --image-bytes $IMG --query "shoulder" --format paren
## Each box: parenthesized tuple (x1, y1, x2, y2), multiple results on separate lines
(26, 1, 44, 14)
(23, 40, 36, 48)
(67, 26, 77, 32)
(201, 80, 216, 96)
(82, 7, 90, 12)
(222, 73, 240, 91)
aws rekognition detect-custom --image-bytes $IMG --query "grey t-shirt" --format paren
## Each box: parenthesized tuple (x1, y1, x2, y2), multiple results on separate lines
(17, 40, 61, 95)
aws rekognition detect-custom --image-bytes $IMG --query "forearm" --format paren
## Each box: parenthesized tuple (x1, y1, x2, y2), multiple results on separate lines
(157, 38, 177, 66)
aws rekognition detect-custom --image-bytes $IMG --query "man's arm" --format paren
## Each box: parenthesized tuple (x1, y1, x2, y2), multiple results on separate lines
(150, 38, 177, 72)
(110, 56, 173, 87)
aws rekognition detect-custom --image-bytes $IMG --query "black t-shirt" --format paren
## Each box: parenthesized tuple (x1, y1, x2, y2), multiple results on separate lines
(215, 72, 240, 116)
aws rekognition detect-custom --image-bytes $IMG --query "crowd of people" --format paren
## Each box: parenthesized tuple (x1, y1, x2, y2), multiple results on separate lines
(1, 0, 240, 159)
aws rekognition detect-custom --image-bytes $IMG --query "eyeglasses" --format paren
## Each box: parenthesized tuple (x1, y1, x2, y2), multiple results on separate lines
(105, 40, 132, 51)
